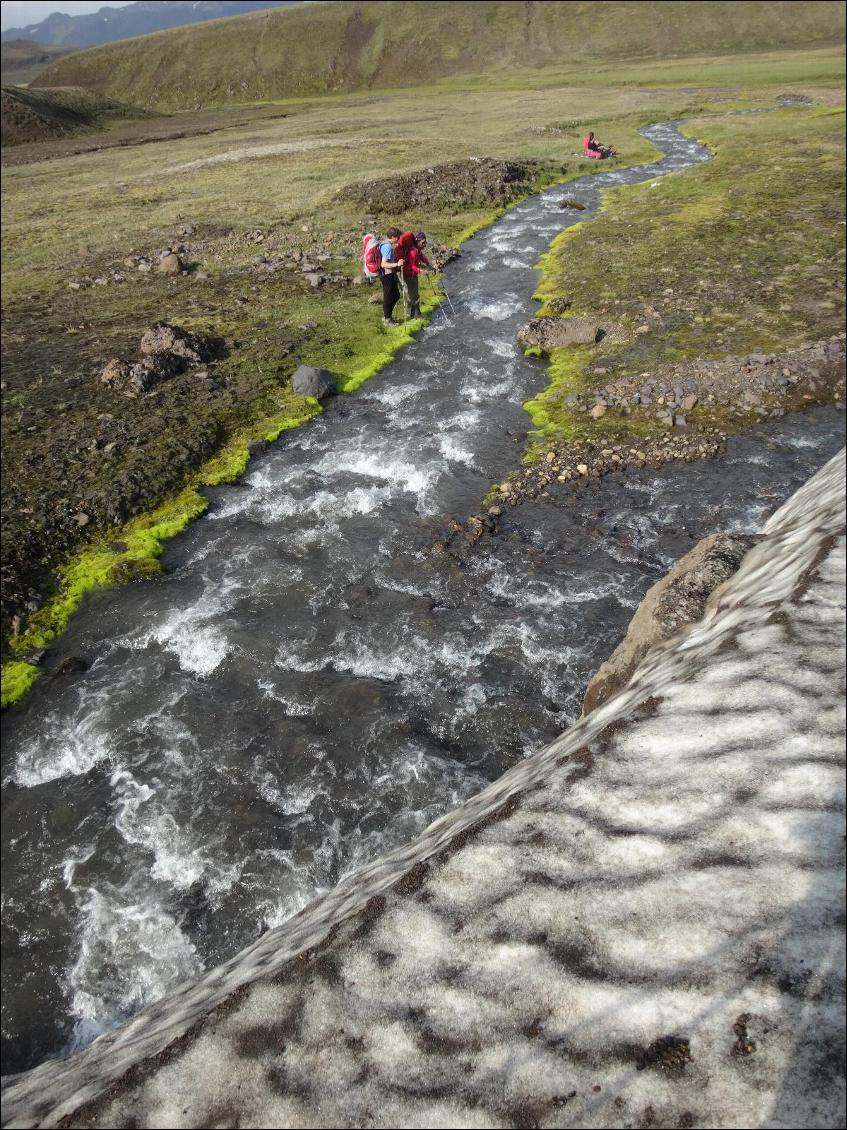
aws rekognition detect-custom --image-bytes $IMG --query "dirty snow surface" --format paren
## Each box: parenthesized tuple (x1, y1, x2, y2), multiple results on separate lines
(3, 451, 845, 1129)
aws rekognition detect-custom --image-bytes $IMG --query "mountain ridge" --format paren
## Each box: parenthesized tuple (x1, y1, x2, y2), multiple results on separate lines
(1, 1, 304, 50)
(31, 0, 847, 111)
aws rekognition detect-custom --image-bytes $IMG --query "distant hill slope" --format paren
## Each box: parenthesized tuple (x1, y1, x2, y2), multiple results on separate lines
(31, 0, 847, 110)
(0, 39, 72, 85)
(0, 84, 157, 145)
(1, 2, 303, 50)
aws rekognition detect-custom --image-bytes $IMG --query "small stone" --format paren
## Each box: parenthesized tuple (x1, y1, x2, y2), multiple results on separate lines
(635, 324, 650, 335)
(137, 260, 151, 272)
(576, 463, 589, 476)
(158, 253, 183, 275)
(68, 281, 81, 290)
(74, 513, 90, 527)
(94, 277, 108, 286)
(590, 404, 607, 419)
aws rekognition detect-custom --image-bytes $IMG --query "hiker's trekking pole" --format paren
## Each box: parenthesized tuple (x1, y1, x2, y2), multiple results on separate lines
(440, 282, 457, 318)
(397, 269, 409, 325)
(425, 273, 452, 326)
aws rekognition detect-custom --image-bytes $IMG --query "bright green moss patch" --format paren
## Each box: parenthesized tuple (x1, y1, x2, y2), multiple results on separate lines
(5, 395, 322, 667)
(523, 347, 591, 437)
(1, 661, 41, 709)
(9, 487, 208, 658)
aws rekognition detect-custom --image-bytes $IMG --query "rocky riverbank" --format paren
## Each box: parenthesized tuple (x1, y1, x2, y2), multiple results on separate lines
(428, 336, 845, 561)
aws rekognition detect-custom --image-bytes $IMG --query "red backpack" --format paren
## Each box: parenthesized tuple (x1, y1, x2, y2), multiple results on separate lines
(362, 233, 382, 277)
(395, 231, 416, 259)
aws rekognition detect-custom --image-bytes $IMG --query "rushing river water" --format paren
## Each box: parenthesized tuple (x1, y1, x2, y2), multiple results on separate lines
(2, 122, 844, 1076)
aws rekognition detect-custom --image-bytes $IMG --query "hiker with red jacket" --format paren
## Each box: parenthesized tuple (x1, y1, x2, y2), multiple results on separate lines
(582, 131, 616, 159)
(378, 228, 404, 326)
(402, 232, 433, 319)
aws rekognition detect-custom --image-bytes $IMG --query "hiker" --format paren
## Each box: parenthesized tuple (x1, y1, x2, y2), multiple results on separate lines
(402, 232, 433, 319)
(378, 227, 404, 326)
(582, 131, 616, 160)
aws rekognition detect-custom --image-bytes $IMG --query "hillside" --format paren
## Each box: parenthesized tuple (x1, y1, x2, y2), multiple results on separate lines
(0, 40, 72, 85)
(0, 85, 157, 145)
(1, 2, 303, 50)
(32, 0, 847, 110)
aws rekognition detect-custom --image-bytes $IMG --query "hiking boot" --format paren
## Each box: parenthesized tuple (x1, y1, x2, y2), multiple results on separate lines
(410, 305, 421, 319)
(382, 317, 400, 327)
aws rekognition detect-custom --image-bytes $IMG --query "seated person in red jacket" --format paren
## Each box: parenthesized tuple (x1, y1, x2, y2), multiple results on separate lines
(582, 131, 616, 159)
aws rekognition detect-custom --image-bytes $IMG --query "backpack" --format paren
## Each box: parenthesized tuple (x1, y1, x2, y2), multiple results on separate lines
(395, 231, 416, 259)
(362, 233, 382, 277)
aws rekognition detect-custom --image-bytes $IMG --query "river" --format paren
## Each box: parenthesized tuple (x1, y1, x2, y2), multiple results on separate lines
(2, 121, 844, 1075)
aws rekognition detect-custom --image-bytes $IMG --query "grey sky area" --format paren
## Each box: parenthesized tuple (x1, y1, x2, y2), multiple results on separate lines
(1, 1, 133, 32)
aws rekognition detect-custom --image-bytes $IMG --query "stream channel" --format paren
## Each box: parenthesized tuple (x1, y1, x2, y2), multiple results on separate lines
(2, 122, 845, 1076)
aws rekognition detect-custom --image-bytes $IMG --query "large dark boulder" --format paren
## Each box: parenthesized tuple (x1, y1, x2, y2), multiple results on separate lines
(291, 365, 336, 400)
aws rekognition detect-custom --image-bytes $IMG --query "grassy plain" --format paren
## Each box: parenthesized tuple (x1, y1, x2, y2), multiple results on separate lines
(1, 46, 845, 704)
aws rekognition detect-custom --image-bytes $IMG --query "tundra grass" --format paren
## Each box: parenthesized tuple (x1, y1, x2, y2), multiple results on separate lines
(523, 102, 846, 447)
(2, 51, 844, 703)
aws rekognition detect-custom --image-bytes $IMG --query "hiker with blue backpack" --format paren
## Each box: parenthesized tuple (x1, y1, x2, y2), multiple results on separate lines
(362, 227, 405, 326)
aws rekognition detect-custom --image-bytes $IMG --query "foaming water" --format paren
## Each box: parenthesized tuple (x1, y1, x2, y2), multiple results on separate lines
(2, 122, 844, 1074)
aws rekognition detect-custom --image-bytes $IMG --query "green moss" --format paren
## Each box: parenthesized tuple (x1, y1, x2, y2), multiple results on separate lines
(1, 660, 41, 709)
(521, 102, 846, 456)
(522, 346, 592, 437)
(5, 396, 321, 678)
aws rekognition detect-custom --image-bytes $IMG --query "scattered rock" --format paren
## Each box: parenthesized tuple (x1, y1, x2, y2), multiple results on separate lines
(247, 439, 269, 457)
(548, 296, 572, 314)
(158, 252, 183, 275)
(100, 358, 130, 386)
(100, 323, 212, 397)
(139, 322, 209, 364)
(54, 655, 89, 676)
(517, 317, 610, 352)
(590, 403, 607, 419)
(558, 198, 586, 210)
(291, 365, 337, 400)
(583, 533, 758, 715)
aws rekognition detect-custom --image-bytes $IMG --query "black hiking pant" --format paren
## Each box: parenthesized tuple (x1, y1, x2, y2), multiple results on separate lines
(381, 271, 400, 320)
